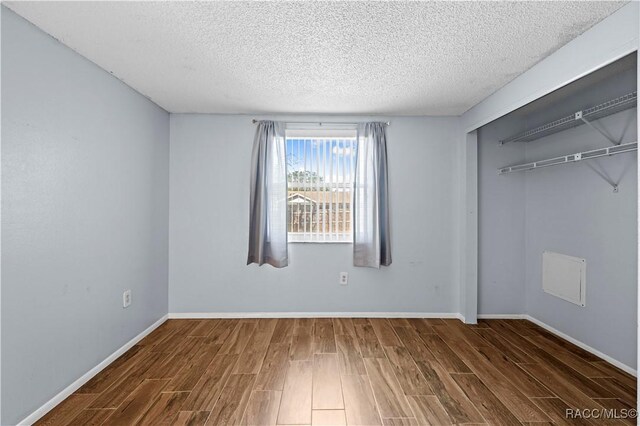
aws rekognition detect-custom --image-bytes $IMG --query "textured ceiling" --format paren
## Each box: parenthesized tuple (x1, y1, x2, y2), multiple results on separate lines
(5, 1, 627, 115)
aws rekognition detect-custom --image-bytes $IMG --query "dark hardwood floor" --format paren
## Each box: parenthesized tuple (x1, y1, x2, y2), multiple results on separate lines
(35, 318, 636, 425)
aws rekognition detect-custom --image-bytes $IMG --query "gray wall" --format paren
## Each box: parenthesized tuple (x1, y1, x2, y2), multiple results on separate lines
(524, 109, 637, 369)
(1, 8, 170, 425)
(169, 114, 461, 314)
(477, 118, 526, 315)
(478, 67, 637, 369)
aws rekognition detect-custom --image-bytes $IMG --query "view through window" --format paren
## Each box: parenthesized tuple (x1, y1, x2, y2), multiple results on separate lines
(286, 129, 357, 242)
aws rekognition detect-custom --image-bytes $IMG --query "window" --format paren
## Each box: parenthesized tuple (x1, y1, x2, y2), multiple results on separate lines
(286, 128, 357, 242)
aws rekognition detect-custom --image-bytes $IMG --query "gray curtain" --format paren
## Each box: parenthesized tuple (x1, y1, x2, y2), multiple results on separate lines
(353, 122, 391, 268)
(247, 121, 288, 268)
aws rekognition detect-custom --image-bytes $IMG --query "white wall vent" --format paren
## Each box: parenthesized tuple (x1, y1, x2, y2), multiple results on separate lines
(542, 251, 586, 307)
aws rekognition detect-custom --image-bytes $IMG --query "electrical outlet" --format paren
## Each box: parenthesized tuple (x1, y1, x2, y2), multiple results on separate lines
(123, 290, 131, 308)
(339, 272, 348, 285)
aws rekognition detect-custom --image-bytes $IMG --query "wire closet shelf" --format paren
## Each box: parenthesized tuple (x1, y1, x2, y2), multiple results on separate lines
(497, 91, 638, 180)
(499, 91, 637, 145)
(498, 141, 637, 175)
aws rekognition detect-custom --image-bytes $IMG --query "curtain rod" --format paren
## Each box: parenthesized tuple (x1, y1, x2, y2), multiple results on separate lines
(252, 119, 390, 126)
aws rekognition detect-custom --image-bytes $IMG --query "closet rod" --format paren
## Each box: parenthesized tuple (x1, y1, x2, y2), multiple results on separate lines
(251, 119, 390, 126)
(498, 141, 637, 175)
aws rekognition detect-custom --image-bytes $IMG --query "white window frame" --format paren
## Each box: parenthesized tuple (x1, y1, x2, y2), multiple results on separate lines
(285, 125, 357, 244)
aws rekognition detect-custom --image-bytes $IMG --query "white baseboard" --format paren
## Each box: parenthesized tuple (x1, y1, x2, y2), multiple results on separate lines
(18, 314, 168, 426)
(478, 313, 636, 377)
(23, 309, 633, 426)
(477, 314, 527, 319)
(169, 311, 464, 320)
(522, 315, 637, 377)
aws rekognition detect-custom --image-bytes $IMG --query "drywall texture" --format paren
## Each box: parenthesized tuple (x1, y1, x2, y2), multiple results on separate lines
(169, 115, 460, 314)
(478, 66, 637, 369)
(1, 8, 170, 425)
(5, 1, 626, 115)
(463, 1, 638, 131)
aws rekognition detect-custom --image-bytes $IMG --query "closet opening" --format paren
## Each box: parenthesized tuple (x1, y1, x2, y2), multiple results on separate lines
(477, 52, 638, 373)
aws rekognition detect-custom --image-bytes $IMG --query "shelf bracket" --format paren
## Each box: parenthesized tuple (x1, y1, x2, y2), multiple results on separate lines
(576, 111, 618, 146)
(584, 162, 619, 193)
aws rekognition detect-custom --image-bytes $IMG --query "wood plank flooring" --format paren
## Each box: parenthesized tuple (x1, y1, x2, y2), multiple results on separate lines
(36, 319, 636, 425)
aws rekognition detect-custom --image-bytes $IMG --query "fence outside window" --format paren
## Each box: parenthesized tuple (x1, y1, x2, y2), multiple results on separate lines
(286, 135, 356, 243)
